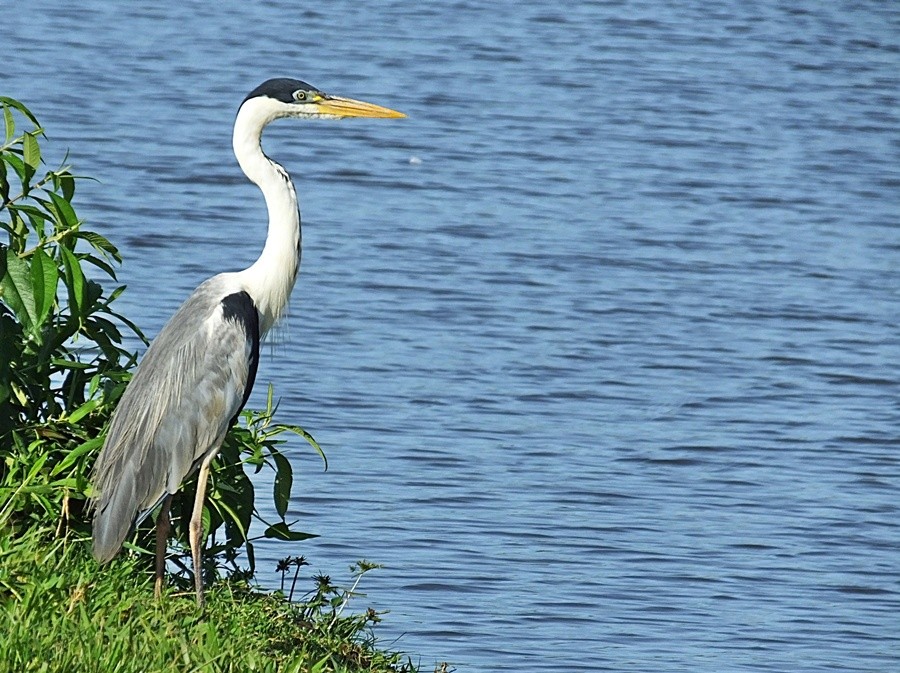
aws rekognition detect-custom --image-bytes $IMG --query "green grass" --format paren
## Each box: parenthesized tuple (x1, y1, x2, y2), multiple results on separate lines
(0, 527, 420, 673)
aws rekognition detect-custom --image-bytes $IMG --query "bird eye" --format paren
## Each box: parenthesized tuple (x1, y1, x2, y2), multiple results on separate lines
(293, 90, 308, 101)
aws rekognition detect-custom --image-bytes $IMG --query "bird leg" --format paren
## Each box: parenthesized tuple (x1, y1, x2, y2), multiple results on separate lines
(154, 494, 173, 599)
(189, 450, 218, 608)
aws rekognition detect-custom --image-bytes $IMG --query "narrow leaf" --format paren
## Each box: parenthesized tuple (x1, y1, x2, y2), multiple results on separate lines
(2, 105, 13, 143)
(60, 246, 85, 318)
(201, 505, 211, 538)
(286, 425, 327, 470)
(212, 496, 248, 543)
(60, 172, 76, 201)
(271, 449, 292, 519)
(106, 308, 147, 344)
(23, 131, 41, 171)
(3, 153, 27, 187)
(0, 96, 41, 128)
(51, 436, 103, 476)
(245, 541, 255, 574)
(85, 314, 123, 344)
(81, 254, 118, 280)
(30, 246, 58, 327)
(0, 248, 37, 331)
(22, 131, 40, 186)
(78, 230, 120, 259)
(0, 159, 9, 204)
(67, 397, 99, 424)
(263, 522, 318, 542)
(49, 358, 92, 370)
(47, 191, 80, 230)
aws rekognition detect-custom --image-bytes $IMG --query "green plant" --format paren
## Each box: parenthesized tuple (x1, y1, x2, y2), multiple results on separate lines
(0, 95, 139, 531)
(0, 95, 321, 587)
(0, 529, 418, 672)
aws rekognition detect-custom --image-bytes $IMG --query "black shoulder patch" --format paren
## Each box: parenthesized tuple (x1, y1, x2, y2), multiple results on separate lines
(221, 291, 258, 331)
(220, 291, 260, 415)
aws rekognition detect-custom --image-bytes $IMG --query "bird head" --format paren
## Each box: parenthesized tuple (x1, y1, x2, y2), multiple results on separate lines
(241, 78, 405, 121)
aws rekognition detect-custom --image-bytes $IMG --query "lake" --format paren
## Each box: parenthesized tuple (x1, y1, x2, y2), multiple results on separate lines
(4, 1, 898, 670)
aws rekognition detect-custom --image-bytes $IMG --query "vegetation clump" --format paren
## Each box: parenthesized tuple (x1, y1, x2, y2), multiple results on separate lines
(0, 96, 421, 672)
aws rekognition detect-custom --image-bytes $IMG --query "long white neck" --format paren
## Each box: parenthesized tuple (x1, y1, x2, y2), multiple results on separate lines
(232, 100, 301, 336)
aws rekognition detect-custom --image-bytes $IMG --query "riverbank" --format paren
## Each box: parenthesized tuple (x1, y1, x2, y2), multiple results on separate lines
(0, 526, 419, 672)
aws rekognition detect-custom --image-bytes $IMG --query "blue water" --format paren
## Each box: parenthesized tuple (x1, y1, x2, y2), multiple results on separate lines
(4, 2, 899, 670)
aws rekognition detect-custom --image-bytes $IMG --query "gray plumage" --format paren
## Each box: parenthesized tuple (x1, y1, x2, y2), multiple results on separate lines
(91, 279, 258, 562)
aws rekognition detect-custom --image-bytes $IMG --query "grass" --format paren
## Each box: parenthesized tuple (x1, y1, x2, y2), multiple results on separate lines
(0, 526, 421, 673)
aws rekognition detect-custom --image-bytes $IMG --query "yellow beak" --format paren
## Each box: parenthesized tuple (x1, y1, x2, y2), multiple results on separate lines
(314, 95, 406, 118)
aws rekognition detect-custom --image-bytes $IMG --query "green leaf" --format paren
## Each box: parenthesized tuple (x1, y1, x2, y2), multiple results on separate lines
(50, 436, 103, 476)
(211, 495, 248, 543)
(60, 172, 76, 201)
(245, 541, 256, 574)
(22, 131, 40, 186)
(66, 397, 99, 424)
(9, 203, 45, 220)
(105, 307, 147, 345)
(3, 152, 27, 187)
(59, 246, 85, 319)
(1, 248, 37, 331)
(0, 96, 41, 128)
(84, 279, 103, 313)
(23, 131, 41, 172)
(50, 168, 77, 202)
(201, 504, 211, 538)
(263, 522, 318, 542)
(78, 230, 120, 259)
(271, 448, 292, 519)
(2, 105, 14, 142)
(285, 424, 327, 470)
(106, 285, 127, 302)
(81, 253, 118, 280)
(6, 212, 26, 251)
(29, 246, 58, 328)
(47, 191, 79, 230)
(0, 158, 9, 204)
(84, 314, 123, 345)
(49, 358, 92, 370)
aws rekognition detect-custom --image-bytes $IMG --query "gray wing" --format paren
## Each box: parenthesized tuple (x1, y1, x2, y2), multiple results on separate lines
(91, 276, 260, 563)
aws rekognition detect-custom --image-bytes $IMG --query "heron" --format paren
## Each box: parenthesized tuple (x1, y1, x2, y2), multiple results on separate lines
(89, 78, 405, 607)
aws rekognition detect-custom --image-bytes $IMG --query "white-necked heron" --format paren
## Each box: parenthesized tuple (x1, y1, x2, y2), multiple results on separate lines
(89, 79, 404, 606)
